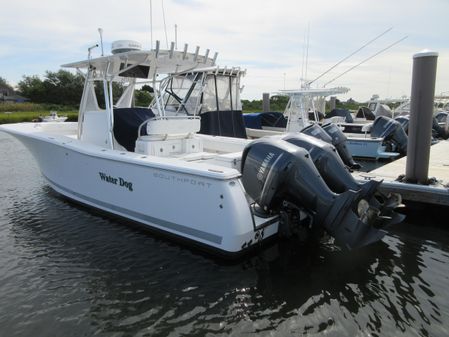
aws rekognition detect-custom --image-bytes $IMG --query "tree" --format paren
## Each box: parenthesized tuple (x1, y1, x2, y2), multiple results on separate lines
(17, 70, 84, 105)
(134, 90, 152, 106)
(141, 84, 154, 93)
(17, 75, 45, 101)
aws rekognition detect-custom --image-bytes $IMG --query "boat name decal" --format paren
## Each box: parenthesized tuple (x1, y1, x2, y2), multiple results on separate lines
(153, 172, 212, 188)
(99, 172, 133, 191)
(257, 152, 275, 181)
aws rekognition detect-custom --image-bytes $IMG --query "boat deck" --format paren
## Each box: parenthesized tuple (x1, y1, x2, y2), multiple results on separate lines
(353, 140, 449, 206)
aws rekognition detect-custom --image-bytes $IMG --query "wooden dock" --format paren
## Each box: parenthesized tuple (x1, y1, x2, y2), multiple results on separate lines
(354, 140, 449, 206)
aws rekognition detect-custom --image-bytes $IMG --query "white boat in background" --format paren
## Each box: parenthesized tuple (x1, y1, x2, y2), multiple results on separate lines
(0, 40, 404, 256)
(244, 87, 403, 161)
(41, 111, 68, 122)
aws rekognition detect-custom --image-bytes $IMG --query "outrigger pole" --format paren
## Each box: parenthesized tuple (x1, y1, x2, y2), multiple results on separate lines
(308, 27, 393, 86)
(324, 35, 408, 87)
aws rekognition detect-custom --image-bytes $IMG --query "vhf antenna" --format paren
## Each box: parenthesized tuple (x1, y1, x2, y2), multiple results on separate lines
(98, 28, 104, 56)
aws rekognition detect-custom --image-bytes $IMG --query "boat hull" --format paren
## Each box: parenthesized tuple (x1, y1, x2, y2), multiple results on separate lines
(1, 124, 278, 256)
(346, 137, 399, 160)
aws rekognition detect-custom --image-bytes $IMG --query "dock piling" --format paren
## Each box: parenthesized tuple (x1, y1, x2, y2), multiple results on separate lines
(405, 50, 439, 184)
(262, 93, 270, 112)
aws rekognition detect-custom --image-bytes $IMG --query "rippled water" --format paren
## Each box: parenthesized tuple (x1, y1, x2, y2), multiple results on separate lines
(1, 132, 448, 337)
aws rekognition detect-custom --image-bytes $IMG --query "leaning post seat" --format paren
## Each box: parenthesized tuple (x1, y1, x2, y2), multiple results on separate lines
(135, 116, 203, 157)
(113, 107, 155, 151)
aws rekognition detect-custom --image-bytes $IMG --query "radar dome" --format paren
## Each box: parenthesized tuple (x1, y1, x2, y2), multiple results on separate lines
(111, 40, 142, 54)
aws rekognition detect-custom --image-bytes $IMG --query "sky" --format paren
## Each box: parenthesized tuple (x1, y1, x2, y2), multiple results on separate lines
(1, 0, 448, 102)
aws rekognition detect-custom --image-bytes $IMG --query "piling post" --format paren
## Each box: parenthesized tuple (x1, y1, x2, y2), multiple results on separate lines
(262, 93, 270, 112)
(405, 50, 438, 183)
(329, 96, 336, 111)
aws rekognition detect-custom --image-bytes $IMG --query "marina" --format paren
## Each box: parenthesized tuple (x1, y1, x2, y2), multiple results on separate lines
(1, 0, 449, 335)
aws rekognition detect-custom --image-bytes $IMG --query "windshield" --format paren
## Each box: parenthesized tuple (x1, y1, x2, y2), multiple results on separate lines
(159, 73, 205, 115)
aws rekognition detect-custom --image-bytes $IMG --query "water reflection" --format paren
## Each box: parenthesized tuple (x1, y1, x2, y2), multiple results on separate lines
(4, 190, 448, 337)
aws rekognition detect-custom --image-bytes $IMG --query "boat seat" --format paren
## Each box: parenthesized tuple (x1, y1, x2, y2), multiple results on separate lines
(141, 116, 201, 140)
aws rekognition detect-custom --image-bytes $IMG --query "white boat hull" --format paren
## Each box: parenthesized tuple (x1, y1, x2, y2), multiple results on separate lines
(247, 127, 400, 160)
(346, 137, 399, 160)
(1, 123, 278, 257)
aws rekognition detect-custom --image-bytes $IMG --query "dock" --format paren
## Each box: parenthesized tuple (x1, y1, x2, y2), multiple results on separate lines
(354, 140, 449, 206)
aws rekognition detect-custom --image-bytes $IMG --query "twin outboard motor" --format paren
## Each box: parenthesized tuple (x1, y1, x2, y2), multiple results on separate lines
(241, 136, 404, 249)
(371, 116, 408, 154)
(301, 123, 361, 169)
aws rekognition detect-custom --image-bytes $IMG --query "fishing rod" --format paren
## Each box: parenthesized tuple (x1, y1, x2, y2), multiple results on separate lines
(324, 35, 408, 87)
(307, 27, 393, 86)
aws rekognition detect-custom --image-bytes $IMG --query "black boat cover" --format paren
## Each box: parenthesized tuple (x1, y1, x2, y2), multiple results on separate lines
(327, 108, 354, 123)
(243, 112, 287, 129)
(356, 107, 375, 120)
(113, 107, 155, 151)
(199, 110, 247, 138)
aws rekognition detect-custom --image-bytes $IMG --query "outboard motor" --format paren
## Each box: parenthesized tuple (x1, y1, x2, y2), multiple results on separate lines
(241, 138, 403, 249)
(432, 116, 449, 139)
(301, 123, 361, 170)
(322, 123, 361, 169)
(282, 133, 373, 193)
(395, 115, 410, 134)
(371, 116, 408, 154)
(435, 111, 448, 124)
(434, 112, 449, 139)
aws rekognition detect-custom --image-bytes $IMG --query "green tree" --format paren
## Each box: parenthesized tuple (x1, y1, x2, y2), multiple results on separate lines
(94, 82, 125, 109)
(17, 70, 84, 105)
(141, 84, 154, 93)
(134, 90, 152, 106)
(17, 75, 44, 101)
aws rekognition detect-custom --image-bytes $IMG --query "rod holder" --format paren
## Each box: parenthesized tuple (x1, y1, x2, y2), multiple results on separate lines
(155, 40, 160, 58)
(212, 52, 218, 65)
(193, 46, 200, 62)
(405, 50, 439, 184)
(169, 42, 175, 58)
(182, 44, 188, 60)
(203, 49, 210, 63)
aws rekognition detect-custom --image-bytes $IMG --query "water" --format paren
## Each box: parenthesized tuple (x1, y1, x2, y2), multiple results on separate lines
(1, 132, 448, 337)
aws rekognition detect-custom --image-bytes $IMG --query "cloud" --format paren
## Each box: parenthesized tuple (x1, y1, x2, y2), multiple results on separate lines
(1, 0, 448, 101)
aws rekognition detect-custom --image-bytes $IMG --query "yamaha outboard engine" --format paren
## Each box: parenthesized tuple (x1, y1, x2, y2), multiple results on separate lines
(301, 123, 361, 170)
(241, 138, 403, 249)
(281, 133, 404, 223)
(371, 116, 408, 154)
